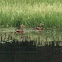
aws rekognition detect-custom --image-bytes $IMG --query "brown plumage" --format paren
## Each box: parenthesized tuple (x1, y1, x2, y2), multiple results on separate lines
(35, 27, 43, 30)
(16, 29, 24, 34)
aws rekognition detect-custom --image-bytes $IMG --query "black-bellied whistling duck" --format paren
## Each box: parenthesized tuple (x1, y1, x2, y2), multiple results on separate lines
(16, 29, 24, 34)
(35, 27, 42, 30)
(35, 23, 44, 31)
(16, 24, 26, 34)
(40, 23, 44, 27)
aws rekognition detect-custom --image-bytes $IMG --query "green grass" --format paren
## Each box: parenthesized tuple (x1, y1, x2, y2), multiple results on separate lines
(0, 0, 62, 28)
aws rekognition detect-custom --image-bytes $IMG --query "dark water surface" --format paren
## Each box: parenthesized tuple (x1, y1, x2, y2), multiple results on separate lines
(0, 46, 62, 62)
